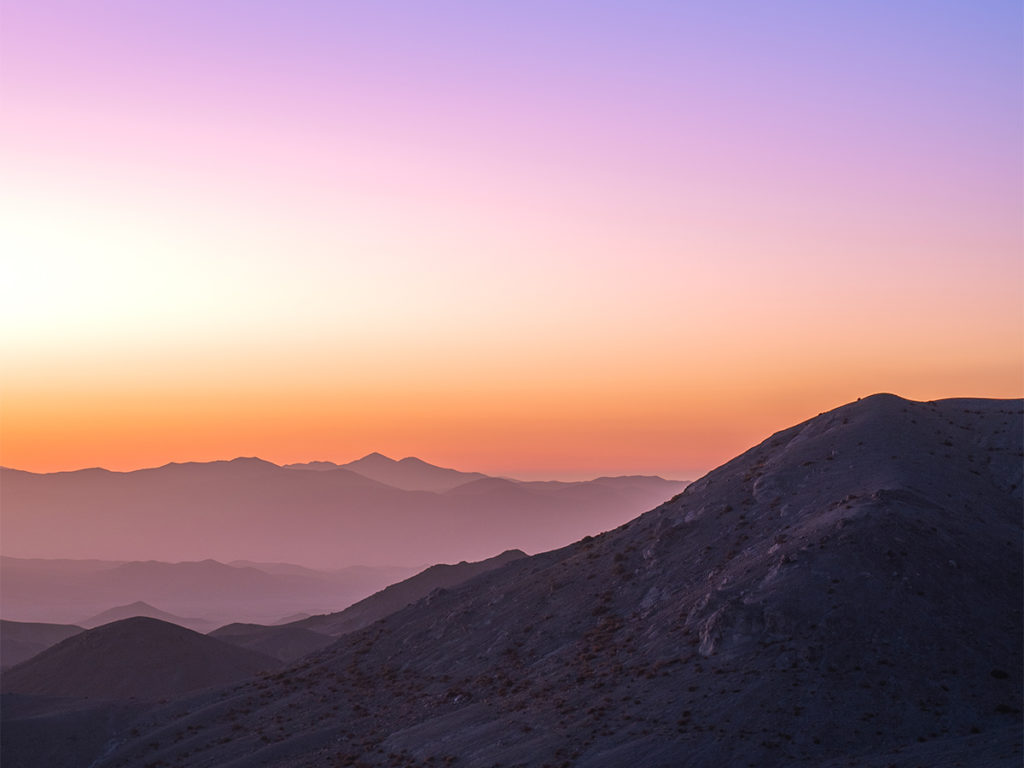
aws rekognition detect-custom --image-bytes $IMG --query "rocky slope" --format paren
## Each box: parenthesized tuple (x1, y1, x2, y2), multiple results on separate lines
(91, 394, 1022, 767)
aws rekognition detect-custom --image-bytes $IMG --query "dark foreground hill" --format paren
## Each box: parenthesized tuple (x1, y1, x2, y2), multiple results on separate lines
(1, 617, 280, 701)
(80, 600, 216, 633)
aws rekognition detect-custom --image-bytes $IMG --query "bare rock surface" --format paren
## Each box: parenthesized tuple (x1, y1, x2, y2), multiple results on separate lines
(86, 394, 1023, 768)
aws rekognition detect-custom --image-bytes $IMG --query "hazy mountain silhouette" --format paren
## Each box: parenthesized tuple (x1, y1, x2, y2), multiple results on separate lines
(211, 549, 529, 661)
(0, 620, 84, 668)
(293, 548, 528, 637)
(2, 457, 686, 568)
(79, 601, 216, 633)
(1, 617, 280, 701)
(207, 623, 334, 663)
(84, 395, 1021, 768)
(1, 556, 419, 627)
(288, 452, 489, 492)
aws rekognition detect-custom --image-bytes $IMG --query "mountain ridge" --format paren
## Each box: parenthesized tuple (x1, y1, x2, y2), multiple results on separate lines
(3, 459, 686, 567)
(90, 394, 1022, 767)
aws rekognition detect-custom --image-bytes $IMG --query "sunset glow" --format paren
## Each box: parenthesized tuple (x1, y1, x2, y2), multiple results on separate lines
(2, 1, 1021, 479)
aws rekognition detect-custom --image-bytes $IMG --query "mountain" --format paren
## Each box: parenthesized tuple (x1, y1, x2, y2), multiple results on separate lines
(294, 548, 529, 637)
(207, 623, 335, 663)
(0, 620, 84, 668)
(2, 457, 687, 568)
(79, 601, 216, 633)
(287, 452, 488, 492)
(1, 617, 280, 701)
(340, 452, 489, 492)
(1, 556, 419, 627)
(89, 394, 1022, 767)
(211, 549, 530, 662)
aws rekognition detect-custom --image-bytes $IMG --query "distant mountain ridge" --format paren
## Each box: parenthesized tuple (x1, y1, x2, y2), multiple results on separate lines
(286, 452, 489, 492)
(79, 601, 215, 633)
(2, 457, 687, 568)
(1, 556, 418, 627)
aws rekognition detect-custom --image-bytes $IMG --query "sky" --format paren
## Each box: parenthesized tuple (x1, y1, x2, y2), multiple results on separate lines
(1, 0, 1021, 480)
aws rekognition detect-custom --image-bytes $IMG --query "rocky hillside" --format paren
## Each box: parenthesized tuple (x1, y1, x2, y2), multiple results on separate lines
(92, 395, 1022, 767)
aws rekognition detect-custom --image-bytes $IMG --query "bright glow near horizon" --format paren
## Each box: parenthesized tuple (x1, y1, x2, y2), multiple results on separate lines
(1, 1, 1021, 479)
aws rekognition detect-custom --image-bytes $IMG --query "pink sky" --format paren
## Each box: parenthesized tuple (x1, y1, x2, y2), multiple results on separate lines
(1, 1, 1021, 479)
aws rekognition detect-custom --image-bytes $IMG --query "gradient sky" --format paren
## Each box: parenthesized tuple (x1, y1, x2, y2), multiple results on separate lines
(1, 1, 1021, 479)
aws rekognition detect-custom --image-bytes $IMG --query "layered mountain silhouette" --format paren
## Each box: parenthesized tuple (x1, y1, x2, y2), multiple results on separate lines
(286, 452, 489, 491)
(1, 617, 280, 701)
(79, 601, 215, 633)
(207, 623, 333, 664)
(211, 549, 528, 661)
(293, 548, 528, 637)
(79, 394, 1022, 768)
(0, 620, 84, 668)
(2, 456, 686, 568)
(1, 556, 419, 627)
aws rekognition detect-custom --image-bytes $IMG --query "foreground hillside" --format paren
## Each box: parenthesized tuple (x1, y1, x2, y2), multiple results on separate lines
(92, 394, 1022, 767)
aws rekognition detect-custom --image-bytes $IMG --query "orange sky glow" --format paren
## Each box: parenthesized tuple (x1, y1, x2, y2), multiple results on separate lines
(1, 2, 1021, 480)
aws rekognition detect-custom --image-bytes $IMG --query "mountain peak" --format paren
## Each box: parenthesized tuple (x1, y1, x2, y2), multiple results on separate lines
(120, 600, 158, 611)
(355, 451, 396, 463)
(1, 616, 279, 700)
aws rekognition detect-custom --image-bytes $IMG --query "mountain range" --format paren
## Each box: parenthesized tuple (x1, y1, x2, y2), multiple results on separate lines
(1, 395, 1020, 767)
(1, 454, 687, 568)
(1, 555, 419, 627)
